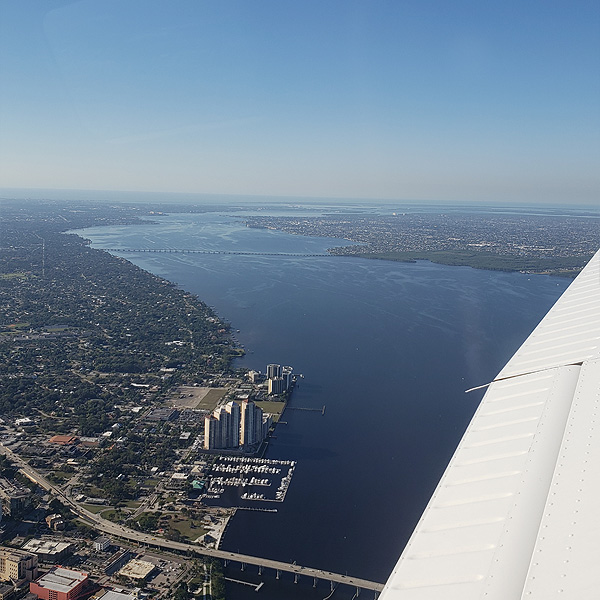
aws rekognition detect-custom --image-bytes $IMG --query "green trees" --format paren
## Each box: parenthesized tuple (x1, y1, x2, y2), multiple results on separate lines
(172, 581, 190, 600)
(136, 511, 159, 532)
(0, 200, 236, 430)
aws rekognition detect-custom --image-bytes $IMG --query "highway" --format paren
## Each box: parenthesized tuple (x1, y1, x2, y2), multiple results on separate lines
(0, 445, 384, 593)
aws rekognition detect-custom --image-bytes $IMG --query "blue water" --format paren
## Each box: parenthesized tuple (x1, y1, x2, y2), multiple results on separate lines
(74, 208, 570, 598)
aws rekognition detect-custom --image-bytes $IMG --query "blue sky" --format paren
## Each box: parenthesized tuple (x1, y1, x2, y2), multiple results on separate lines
(0, 0, 598, 203)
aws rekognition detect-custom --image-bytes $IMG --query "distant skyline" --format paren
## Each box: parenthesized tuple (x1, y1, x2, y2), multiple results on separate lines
(1, 1, 598, 204)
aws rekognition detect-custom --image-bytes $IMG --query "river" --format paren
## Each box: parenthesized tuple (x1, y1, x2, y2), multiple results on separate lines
(75, 204, 570, 598)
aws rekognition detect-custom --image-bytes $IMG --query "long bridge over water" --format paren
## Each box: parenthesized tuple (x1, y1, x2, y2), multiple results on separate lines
(102, 247, 331, 257)
(2, 446, 384, 596)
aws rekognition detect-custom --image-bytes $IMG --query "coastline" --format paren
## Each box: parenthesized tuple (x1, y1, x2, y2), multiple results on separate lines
(345, 249, 588, 277)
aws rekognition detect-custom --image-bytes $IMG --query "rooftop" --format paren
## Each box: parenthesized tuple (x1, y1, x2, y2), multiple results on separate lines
(23, 539, 72, 555)
(117, 559, 155, 580)
(97, 591, 136, 600)
(33, 567, 87, 593)
(48, 435, 79, 445)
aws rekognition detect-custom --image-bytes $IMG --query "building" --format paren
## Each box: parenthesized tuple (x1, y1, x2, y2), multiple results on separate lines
(145, 408, 179, 422)
(198, 533, 216, 546)
(203, 415, 219, 449)
(0, 547, 38, 582)
(22, 540, 73, 563)
(93, 591, 138, 600)
(0, 584, 15, 600)
(247, 370, 260, 383)
(93, 538, 111, 552)
(203, 401, 240, 450)
(0, 478, 32, 518)
(48, 435, 79, 446)
(79, 437, 100, 448)
(267, 377, 286, 395)
(166, 472, 189, 489)
(103, 550, 131, 576)
(266, 364, 282, 379)
(282, 366, 293, 389)
(29, 567, 89, 600)
(266, 364, 293, 395)
(116, 559, 155, 583)
(240, 399, 264, 446)
(262, 413, 273, 440)
(45, 514, 66, 531)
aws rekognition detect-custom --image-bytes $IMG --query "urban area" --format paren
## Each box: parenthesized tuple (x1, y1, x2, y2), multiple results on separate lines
(0, 360, 295, 600)
(0, 200, 304, 600)
(244, 210, 600, 276)
(1, 198, 598, 600)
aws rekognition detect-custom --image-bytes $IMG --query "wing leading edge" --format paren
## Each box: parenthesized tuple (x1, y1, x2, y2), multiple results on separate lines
(381, 248, 600, 600)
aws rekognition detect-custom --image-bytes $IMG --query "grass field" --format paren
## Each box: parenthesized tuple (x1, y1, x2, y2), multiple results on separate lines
(101, 509, 121, 521)
(1, 322, 30, 335)
(255, 400, 286, 422)
(81, 503, 110, 514)
(166, 516, 208, 540)
(51, 471, 74, 482)
(196, 388, 228, 410)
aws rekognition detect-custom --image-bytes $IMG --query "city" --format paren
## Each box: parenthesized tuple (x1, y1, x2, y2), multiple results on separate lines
(0, 361, 298, 600)
(245, 211, 600, 276)
(1, 199, 599, 599)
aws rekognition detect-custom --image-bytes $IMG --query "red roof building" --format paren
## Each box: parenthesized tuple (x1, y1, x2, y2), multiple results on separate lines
(48, 435, 79, 445)
(30, 567, 89, 600)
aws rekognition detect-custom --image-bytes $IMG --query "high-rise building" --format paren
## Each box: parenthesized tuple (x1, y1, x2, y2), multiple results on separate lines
(262, 413, 273, 440)
(266, 364, 293, 395)
(204, 401, 240, 449)
(240, 399, 264, 446)
(0, 547, 38, 582)
(282, 366, 293, 389)
(266, 364, 282, 379)
(268, 377, 286, 395)
(204, 415, 219, 450)
(224, 401, 240, 447)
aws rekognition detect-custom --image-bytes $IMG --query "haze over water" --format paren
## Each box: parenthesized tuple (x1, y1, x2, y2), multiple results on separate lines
(75, 204, 570, 598)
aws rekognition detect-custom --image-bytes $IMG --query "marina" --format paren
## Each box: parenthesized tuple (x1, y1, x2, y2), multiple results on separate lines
(202, 456, 296, 506)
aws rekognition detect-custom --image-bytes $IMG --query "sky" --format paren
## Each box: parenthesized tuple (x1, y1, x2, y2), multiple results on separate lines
(0, 0, 598, 203)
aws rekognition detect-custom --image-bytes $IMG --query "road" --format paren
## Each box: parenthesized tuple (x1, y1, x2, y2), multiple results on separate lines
(0, 444, 384, 592)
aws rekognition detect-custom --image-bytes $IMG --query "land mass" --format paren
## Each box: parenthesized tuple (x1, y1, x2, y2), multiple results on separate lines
(244, 211, 600, 276)
(0, 198, 597, 598)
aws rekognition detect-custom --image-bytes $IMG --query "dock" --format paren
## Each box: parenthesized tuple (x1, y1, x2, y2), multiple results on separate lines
(286, 405, 326, 415)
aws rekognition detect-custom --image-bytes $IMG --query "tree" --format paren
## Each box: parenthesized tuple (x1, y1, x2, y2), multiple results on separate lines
(173, 582, 189, 600)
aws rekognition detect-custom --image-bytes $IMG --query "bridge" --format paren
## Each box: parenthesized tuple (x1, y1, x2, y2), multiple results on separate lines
(102, 248, 331, 257)
(0, 445, 383, 595)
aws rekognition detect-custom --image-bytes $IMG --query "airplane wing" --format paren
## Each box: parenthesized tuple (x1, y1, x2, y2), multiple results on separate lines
(381, 248, 600, 600)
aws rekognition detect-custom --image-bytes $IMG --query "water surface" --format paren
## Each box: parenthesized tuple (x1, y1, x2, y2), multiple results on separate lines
(75, 208, 569, 596)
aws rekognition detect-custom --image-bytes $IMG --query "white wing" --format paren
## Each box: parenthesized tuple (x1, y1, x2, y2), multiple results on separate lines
(381, 248, 600, 600)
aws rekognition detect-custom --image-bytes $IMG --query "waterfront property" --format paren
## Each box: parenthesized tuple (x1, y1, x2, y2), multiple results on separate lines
(203, 456, 296, 505)
(203, 399, 272, 451)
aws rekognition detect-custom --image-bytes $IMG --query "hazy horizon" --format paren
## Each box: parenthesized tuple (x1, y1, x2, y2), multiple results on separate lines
(1, 1, 598, 204)
(3, 186, 600, 210)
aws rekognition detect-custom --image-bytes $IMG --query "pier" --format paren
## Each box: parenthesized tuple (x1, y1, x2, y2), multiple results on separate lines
(287, 405, 326, 414)
(224, 577, 264, 592)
